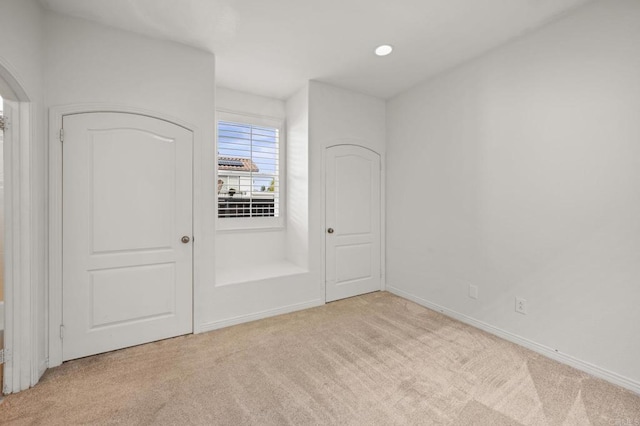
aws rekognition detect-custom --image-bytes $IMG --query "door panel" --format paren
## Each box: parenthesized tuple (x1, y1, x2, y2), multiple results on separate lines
(89, 263, 176, 329)
(62, 112, 193, 361)
(336, 243, 372, 283)
(326, 145, 381, 302)
(336, 155, 372, 235)
(90, 129, 176, 253)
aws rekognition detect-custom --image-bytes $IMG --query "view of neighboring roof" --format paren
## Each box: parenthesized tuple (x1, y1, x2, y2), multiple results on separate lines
(218, 156, 259, 172)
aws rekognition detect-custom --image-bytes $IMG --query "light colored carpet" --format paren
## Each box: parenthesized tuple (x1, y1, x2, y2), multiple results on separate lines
(0, 292, 638, 425)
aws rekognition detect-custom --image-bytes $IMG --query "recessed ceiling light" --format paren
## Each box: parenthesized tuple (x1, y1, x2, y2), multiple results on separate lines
(375, 45, 393, 56)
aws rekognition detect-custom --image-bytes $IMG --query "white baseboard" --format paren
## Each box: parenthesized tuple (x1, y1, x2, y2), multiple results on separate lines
(196, 299, 324, 333)
(387, 285, 640, 396)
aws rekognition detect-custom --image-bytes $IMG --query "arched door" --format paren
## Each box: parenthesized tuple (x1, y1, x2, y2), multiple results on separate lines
(62, 112, 193, 361)
(325, 145, 381, 302)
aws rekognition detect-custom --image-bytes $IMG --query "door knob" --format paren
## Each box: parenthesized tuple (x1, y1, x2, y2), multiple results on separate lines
(327, 228, 334, 234)
(181, 236, 191, 244)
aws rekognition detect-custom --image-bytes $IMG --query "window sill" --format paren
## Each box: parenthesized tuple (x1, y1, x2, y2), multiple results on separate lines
(216, 216, 284, 233)
(215, 260, 308, 286)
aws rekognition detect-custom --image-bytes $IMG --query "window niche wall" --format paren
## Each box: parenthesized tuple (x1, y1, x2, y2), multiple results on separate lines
(204, 85, 319, 330)
(214, 86, 310, 284)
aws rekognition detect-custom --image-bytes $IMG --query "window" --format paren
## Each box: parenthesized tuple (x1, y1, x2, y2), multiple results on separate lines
(216, 111, 283, 228)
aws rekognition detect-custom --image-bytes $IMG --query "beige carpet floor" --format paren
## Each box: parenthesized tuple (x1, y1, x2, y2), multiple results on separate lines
(0, 292, 638, 425)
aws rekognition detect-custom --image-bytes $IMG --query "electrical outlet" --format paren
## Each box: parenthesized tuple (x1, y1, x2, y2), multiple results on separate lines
(469, 285, 478, 300)
(515, 297, 527, 315)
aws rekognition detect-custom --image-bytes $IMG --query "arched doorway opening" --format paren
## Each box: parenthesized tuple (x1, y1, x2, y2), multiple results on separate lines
(0, 61, 39, 395)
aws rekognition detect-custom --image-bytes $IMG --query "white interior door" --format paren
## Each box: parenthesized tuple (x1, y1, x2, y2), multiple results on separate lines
(326, 145, 381, 302)
(62, 112, 193, 361)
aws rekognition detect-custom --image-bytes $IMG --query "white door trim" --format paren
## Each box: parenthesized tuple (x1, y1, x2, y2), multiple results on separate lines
(1, 57, 41, 394)
(322, 142, 386, 302)
(48, 104, 199, 368)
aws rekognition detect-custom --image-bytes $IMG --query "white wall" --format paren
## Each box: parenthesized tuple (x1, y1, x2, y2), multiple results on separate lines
(0, 0, 44, 101)
(43, 12, 218, 332)
(309, 81, 386, 155)
(0, 0, 47, 390)
(217, 87, 286, 119)
(285, 86, 310, 269)
(387, 0, 640, 390)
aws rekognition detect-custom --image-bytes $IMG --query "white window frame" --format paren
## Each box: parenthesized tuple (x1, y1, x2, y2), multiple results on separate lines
(216, 109, 285, 231)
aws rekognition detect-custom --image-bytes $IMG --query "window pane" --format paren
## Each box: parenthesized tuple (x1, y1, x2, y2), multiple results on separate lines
(217, 120, 279, 219)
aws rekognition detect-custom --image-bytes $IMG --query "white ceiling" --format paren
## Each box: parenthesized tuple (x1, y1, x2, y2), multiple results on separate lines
(39, 0, 592, 100)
